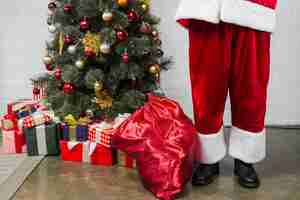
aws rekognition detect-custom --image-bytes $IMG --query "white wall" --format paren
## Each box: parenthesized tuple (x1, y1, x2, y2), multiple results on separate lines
(0, 1, 48, 113)
(0, 1, 299, 126)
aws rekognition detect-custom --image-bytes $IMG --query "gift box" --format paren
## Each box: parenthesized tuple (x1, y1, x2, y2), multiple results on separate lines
(61, 124, 88, 142)
(2, 129, 26, 154)
(24, 123, 60, 156)
(117, 150, 136, 169)
(1, 103, 19, 131)
(21, 112, 52, 129)
(9, 99, 37, 113)
(60, 141, 117, 166)
(88, 123, 114, 148)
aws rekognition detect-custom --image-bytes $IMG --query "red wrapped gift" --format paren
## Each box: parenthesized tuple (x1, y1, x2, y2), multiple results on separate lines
(60, 141, 117, 166)
(117, 150, 136, 168)
(2, 129, 26, 154)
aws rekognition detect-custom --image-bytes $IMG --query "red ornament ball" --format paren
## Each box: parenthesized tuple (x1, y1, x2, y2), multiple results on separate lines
(64, 35, 74, 45)
(63, 4, 73, 13)
(116, 30, 128, 41)
(63, 83, 75, 94)
(33, 87, 41, 95)
(54, 68, 62, 80)
(48, 2, 56, 10)
(122, 52, 129, 63)
(80, 18, 90, 31)
(45, 64, 55, 71)
(127, 11, 138, 22)
(84, 47, 95, 58)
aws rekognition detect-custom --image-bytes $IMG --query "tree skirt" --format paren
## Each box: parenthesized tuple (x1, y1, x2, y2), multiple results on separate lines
(0, 153, 44, 200)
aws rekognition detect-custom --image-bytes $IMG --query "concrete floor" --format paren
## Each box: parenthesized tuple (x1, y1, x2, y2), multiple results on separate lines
(12, 128, 300, 200)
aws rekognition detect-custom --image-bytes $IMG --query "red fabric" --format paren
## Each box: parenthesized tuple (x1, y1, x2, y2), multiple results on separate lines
(112, 94, 200, 200)
(248, 0, 277, 9)
(90, 144, 117, 166)
(60, 141, 83, 162)
(188, 21, 270, 134)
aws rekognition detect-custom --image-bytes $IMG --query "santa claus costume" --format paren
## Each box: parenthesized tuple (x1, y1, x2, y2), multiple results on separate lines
(175, 0, 277, 188)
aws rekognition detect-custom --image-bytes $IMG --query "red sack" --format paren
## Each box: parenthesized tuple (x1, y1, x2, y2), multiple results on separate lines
(112, 94, 200, 200)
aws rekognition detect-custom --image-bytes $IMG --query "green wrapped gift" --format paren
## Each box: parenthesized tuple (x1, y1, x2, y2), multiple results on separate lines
(24, 123, 60, 156)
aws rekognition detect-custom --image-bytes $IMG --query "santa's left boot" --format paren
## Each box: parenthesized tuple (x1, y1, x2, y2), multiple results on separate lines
(234, 159, 260, 188)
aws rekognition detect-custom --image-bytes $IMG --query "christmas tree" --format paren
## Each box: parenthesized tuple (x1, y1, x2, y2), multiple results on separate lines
(38, 0, 170, 120)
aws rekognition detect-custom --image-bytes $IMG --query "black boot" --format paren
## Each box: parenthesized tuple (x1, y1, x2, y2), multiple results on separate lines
(234, 159, 260, 188)
(192, 163, 219, 186)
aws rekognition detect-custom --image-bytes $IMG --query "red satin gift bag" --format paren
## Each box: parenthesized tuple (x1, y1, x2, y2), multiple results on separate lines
(112, 94, 200, 200)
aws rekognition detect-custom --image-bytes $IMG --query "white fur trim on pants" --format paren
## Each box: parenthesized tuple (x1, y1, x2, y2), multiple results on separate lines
(198, 127, 227, 164)
(221, 0, 276, 32)
(229, 126, 266, 163)
(175, 0, 222, 24)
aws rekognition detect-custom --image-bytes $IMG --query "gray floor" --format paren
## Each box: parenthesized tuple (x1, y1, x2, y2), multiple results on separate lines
(12, 128, 300, 200)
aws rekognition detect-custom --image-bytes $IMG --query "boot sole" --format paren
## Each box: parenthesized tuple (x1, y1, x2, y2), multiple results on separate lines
(234, 175, 260, 189)
(192, 174, 219, 186)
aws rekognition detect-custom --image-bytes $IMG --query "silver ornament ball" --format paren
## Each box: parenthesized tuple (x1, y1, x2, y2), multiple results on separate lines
(75, 59, 85, 69)
(48, 25, 57, 33)
(100, 43, 111, 54)
(67, 45, 77, 54)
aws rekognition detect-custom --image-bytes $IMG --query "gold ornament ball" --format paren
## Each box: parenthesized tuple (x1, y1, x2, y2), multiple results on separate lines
(102, 11, 113, 22)
(141, 4, 149, 12)
(43, 55, 54, 65)
(100, 43, 111, 54)
(117, 0, 128, 8)
(149, 64, 160, 74)
(75, 59, 85, 69)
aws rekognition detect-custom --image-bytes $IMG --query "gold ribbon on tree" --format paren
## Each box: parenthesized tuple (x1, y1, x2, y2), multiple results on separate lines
(59, 32, 64, 55)
(82, 31, 102, 56)
(94, 81, 113, 109)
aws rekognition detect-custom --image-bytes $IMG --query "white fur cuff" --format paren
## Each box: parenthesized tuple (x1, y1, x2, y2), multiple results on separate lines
(221, 0, 276, 32)
(229, 126, 266, 163)
(198, 128, 227, 164)
(175, 0, 222, 25)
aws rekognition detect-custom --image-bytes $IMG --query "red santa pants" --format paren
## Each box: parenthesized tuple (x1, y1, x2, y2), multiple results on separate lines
(188, 21, 270, 164)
